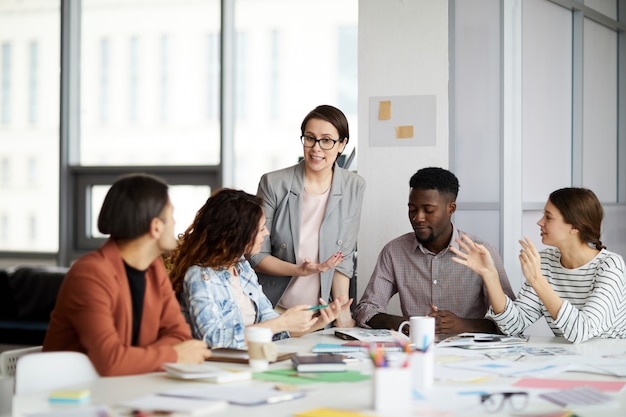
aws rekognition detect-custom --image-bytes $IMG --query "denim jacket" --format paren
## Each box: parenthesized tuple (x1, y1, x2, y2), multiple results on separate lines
(179, 258, 289, 348)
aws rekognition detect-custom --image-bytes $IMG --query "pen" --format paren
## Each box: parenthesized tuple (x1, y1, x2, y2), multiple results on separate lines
(308, 304, 329, 311)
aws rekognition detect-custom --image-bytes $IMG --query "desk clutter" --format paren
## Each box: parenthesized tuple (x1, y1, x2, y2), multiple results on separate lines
(12, 329, 626, 417)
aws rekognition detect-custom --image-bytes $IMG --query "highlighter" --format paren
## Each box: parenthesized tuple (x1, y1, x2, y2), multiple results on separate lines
(308, 304, 329, 311)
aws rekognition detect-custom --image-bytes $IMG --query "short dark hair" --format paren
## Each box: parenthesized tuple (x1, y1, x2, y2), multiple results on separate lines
(300, 104, 350, 146)
(409, 167, 459, 199)
(549, 187, 606, 250)
(97, 173, 169, 241)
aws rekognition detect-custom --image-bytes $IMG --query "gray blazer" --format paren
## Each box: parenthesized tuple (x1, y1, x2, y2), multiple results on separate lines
(248, 161, 366, 306)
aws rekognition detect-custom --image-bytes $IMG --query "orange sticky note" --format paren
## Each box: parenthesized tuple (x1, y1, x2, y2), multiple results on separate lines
(378, 101, 391, 120)
(395, 125, 414, 139)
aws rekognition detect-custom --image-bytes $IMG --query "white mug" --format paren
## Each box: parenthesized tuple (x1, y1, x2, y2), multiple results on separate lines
(245, 327, 277, 371)
(397, 316, 435, 351)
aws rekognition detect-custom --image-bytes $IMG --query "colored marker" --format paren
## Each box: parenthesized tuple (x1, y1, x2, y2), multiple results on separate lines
(308, 304, 329, 311)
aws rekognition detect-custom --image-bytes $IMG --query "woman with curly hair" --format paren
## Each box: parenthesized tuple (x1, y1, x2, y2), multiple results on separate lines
(168, 188, 351, 348)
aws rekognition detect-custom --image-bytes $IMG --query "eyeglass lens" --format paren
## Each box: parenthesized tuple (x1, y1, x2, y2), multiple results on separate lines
(481, 392, 528, 413)
(300, 135, 337, 150)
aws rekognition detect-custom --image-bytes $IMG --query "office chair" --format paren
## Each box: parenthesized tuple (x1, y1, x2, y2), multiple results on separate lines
(0, 345, 42, 378)
(15, 351, 99, 395)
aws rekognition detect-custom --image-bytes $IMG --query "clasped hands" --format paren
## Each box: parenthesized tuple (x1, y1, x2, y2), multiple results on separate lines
(427, 305, 469, 335)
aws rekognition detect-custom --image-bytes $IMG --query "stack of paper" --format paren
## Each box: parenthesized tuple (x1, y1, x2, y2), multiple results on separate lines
(437, 333, 528, 349)
(162, 362, 251, 383)
(160, 385, 306, 406)
(118, 394, 228, 416)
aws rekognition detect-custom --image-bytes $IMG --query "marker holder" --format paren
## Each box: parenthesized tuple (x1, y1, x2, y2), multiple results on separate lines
(411, 349, 434, 390)
(372, 367, 412, 413)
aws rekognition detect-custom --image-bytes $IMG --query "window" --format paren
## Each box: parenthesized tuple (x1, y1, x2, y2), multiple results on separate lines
(100, 38, 110, 124)
(0, 0, 357, 262)
(338, 26, 358, 116)
(231, 0, 358, 192)
(28, 214, 37, 242)
(27, 157, 38, 186)
(0, 158, 8, 187)
(0, 1, 60, 253)
(234, 31, 247, 121)
(270, 30, 279, 120)
(29, 41, 38, 124)
(80, 1, 221, 167)
(130, 36, 139, 122)
(207, 33, 219, 120)
(0, 214, 7, 243)
(1, 43, 10, 125)
(160, 34, 169, 122)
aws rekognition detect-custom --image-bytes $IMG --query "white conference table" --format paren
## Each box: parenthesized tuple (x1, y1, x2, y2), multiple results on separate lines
(12, 329, 626, 417)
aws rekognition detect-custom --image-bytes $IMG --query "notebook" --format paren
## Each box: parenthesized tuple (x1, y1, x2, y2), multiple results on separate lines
(162, 362, 252, 383)
(292, 355, 347, 373)
(312, 342, 402, 354)
(206, 348, 295, 364)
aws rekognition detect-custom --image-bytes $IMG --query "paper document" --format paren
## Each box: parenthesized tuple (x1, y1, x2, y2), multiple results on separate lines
(539, 386, 616, 407)
(160, 385, 305, 406)
(118, 395, 228, 416)
(437, 333, 528, 349)
(334, 328, 408, 343)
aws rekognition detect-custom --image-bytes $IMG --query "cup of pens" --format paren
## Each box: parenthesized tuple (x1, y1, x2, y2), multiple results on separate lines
(371, 344, 412, 413)
(398, 316, 435, 390)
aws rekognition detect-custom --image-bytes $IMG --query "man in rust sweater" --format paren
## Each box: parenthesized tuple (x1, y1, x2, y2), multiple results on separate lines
(43, 174, 211, 376)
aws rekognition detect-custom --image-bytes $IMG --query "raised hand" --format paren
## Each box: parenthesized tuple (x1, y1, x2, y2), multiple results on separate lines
(519, 237, 543, 284)
(449, 234, 497, 277)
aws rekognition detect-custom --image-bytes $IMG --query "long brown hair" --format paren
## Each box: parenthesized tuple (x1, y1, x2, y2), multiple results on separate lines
(168, 188, 264, 294)
(549, 187, 606, 250)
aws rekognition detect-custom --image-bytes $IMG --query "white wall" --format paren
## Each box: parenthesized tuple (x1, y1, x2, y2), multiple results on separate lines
(357, 0, 449, 305)
(355, 0, 626, 329)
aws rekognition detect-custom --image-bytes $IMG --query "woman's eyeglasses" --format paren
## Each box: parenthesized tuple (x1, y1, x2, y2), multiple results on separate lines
(480, 392, 528, 413)
(300, 135, 339, 150)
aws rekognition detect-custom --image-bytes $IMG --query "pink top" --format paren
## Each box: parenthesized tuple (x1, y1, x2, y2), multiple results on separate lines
(278, 188, 330, 308)
(229, 268, 256, 325)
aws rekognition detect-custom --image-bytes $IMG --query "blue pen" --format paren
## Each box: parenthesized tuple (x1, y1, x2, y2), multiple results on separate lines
(308, 304, 329, 311)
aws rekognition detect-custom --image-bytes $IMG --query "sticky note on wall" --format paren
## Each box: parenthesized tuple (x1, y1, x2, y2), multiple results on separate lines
(395, 125, 414, 139)
(378, 101, 391, 120)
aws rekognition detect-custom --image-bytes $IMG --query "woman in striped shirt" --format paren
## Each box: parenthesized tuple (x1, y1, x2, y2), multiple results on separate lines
(450, 187, 626, 343)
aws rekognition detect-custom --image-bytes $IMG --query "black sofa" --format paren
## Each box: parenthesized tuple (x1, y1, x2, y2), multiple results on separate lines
(0, 266, 67, 345)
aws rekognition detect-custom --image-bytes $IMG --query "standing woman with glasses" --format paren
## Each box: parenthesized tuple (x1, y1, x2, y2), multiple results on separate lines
(450, 187, 626, 343)
(247, 105, 365, 327)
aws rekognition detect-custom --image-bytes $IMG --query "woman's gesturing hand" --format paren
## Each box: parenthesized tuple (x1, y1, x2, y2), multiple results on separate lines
(298, 251, 344, 276)
(449, 234, 497, 277)
(519, 237, 543, 285)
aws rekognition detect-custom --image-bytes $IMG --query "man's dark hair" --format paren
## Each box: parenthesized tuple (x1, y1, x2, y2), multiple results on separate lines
(98, 173, 169, 241)
(409, 167, 459, 199)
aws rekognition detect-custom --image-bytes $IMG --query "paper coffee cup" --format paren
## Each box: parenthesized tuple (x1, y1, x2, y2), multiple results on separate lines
(245, 327, 276, 371)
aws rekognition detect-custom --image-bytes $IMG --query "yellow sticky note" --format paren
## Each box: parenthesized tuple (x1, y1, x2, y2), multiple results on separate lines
(295, 408, 371, 417)
(48, 389, 90, 403)
(395, 125, 414, 139)
(378, 101, 391, 120)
